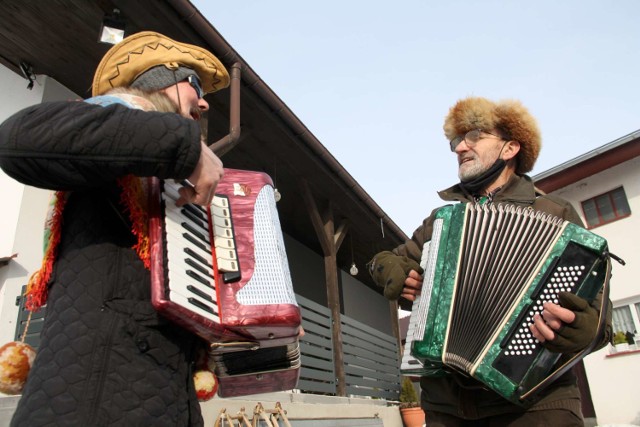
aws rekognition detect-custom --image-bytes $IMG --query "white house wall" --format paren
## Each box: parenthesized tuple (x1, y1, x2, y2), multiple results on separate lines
(545, 155, 640, 425)
(0, 64, 46, 258)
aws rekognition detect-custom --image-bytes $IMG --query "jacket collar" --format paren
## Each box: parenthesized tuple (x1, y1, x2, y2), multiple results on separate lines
(437, 174, 539, 205)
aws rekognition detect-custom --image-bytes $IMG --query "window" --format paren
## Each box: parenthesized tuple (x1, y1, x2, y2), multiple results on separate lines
(581, 186, 631, 228)
(612, 301, 640, 346)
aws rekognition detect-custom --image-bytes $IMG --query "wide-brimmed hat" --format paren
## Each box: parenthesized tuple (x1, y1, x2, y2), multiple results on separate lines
(92, 31, 229, 96)
(443, 96, 541, 174)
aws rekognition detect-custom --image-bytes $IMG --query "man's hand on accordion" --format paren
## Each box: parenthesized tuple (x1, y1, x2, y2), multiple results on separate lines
(367, 251, 424, 301)
(529, 292, 599, 353)
(402, 270, 423, 302)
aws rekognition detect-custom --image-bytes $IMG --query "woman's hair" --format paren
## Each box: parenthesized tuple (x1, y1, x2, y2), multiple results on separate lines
(104, 87, 180, 114)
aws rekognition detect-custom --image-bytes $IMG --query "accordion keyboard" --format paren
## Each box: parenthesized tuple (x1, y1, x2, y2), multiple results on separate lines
(161, 181, 240, 323)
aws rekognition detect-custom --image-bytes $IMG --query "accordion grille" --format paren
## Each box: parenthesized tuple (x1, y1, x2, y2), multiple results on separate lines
(444, 204, 565, 371)
(236, 185, 297, 306)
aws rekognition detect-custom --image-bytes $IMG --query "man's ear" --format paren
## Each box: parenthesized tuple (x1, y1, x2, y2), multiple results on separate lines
(502, 140, 521, 161)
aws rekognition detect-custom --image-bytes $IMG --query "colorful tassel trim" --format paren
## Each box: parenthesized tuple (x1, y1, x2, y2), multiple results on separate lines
(117, 175, 151, 269)
(25, 191, 67, 312)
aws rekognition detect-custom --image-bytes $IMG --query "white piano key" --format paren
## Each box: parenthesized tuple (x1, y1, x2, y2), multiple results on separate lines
(165, 224, 213, 258)
(167, 263, 218, 304)
(215, 247, 237, 262)
(164, 197, 207, 226)
(166, 231, 213, 265)
(211, 196, 228, 209)
(213, 223, 234, 239)
(214, 236, 236, 250)
(211, 203, 230, 218)
(167, 256, 215, 284)
(165, 210, 211, 244)
(163, 181, 182, 200)
(216, 257, 238, 272)
(211, 214, 232, 229)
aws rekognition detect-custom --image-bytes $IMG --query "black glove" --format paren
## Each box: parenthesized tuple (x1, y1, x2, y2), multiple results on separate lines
(368, 251, 423, 300)
(544, 292, 599, 353)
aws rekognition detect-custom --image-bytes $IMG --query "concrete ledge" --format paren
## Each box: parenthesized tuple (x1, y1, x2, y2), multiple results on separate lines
(200, 392, 402, 427)
(1, 393, 404, 427)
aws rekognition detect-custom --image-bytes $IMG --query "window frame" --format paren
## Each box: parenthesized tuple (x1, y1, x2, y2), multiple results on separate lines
(580, 186, 631, 229)
(609, 298, 640, 355)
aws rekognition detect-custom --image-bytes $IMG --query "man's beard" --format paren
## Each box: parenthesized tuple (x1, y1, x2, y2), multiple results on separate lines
(458, 156, 488, 182)
(459, 158, 507, 195)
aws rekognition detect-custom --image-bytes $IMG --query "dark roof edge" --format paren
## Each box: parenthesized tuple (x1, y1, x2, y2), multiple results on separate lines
(168, 0, 408, 242)
(533, 129, 640, 181)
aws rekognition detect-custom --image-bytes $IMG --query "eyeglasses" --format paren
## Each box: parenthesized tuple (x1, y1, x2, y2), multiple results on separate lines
(449, 129, 503, 152)
(186, 74, 204, 99)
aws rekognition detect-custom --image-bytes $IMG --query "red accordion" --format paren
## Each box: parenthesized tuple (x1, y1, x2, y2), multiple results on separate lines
(148, 169, 301, 397)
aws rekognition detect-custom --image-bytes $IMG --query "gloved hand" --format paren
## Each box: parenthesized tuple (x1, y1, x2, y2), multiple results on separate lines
(367, 251, 423, 300)
(543, 292, 599, 353)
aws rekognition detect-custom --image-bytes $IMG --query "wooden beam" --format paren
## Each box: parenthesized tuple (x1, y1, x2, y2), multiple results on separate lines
(324, 252, 345, 396)
(300, 179, 331, 254)
(299, 178, 348, 396)
(334, 220, 348, 250)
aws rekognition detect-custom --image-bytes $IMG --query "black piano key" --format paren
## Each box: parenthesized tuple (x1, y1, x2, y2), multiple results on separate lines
(187, 285, 214, 302)
(181, 208, 207, 231)
(186, 269, 213, 289)
(182, 233, 210, 254)
(183, 203, 208, 222)
(223, 271, 242, 284)
(188, 297, 216, 314)
(181, 222, 208, 245)
(185, 257, 211, 277)
(184, 247, 213, 269)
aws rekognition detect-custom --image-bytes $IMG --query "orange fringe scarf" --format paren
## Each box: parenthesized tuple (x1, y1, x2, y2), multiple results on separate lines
(25, 176, 150, 311)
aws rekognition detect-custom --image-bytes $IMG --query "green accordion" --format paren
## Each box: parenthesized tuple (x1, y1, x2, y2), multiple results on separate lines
(401, 203, 610, 405)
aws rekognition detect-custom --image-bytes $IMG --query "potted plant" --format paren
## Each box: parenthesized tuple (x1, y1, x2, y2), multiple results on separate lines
(399, 376, 425, 427)
(613, 330, 629, 352)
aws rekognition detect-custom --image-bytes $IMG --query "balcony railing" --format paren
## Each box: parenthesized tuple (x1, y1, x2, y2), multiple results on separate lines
(296, 295, 401, 400)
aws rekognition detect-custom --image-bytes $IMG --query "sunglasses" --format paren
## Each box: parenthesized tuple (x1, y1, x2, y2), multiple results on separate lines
(186, 74, 204, 99)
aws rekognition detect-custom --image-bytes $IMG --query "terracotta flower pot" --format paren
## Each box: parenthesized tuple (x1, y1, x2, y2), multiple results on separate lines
(400, 406, 425, 427)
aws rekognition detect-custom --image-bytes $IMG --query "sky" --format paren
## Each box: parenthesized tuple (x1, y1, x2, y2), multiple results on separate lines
(192, 0, 639, 236)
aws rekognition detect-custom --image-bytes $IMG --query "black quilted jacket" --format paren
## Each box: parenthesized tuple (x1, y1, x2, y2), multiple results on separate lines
(0, 101, 206, 426)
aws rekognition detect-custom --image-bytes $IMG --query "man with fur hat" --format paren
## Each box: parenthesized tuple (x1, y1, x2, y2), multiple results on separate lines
(368, 96, 612, 426)
(0, 31, 229, 426)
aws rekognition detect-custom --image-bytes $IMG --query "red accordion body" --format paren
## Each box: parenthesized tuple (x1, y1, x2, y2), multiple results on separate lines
(148, 169, 301, 347)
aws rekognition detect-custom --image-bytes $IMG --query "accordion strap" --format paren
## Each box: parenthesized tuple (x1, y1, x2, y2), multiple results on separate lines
(519, 255, 612, 403)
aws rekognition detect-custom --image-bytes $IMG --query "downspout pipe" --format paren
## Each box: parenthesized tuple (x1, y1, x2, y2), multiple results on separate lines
(209, 62, 241, 157)
(168, 0, 408, 243)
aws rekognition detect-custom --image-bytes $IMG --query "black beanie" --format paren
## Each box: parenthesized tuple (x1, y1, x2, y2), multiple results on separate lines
(131, 65, 197, 91)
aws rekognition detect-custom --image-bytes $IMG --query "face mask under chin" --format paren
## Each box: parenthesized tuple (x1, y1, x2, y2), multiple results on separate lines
(459, 158, 507, 195)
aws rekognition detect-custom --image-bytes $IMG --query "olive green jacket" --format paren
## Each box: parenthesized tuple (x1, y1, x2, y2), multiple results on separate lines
(391, 174, 612, 419)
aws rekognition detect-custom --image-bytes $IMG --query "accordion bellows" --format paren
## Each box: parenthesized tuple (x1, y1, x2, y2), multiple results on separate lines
(402, 203, 609, 404)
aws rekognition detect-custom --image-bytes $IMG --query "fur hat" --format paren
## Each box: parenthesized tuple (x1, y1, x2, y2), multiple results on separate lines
(443, 97, 541, 174)
(92, 31, 229, 96)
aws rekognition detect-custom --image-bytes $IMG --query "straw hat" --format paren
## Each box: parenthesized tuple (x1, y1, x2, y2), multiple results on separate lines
(92, 31, 229, 97)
